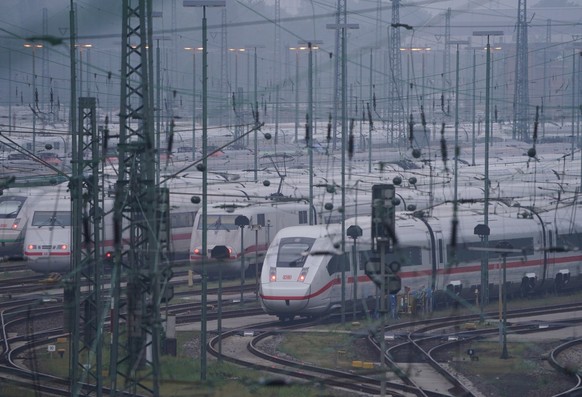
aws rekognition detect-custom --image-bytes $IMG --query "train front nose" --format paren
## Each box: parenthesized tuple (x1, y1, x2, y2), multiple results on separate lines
(259, 281, 311, 315)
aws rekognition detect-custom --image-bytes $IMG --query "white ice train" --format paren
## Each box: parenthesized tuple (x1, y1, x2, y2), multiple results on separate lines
(0, 191, 34, 258)
(187, 181, 572, 281)
(189, 202, 312, 278)
(0, 186, 66, 259)
(23, 191, 199, 274)
(259, 201, 582, 320)
(188, 191, 412, 278)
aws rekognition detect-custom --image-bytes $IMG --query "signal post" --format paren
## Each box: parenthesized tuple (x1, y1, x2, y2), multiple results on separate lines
(367, 184, 400, 397)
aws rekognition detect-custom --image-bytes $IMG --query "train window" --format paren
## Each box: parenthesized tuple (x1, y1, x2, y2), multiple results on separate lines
(202, 215, 238, 231)
(171, 212, 196, 228)
(257, 213, 265, 226)
(276, 237, 315, 267)
(386, 247, 422, 267)
(298, 210, 307, 224)
(548, 230, 553, 249)
(556, 232, 582, 251)
(326, 254, 350, 276)
(0, 199, 25, 218)
(454, 237, 534, 263)
(31, 211, 71, 227)
(7, 153, 27, 160)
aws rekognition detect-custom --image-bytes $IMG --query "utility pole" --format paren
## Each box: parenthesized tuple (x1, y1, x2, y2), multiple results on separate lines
(330, 0, 345, 151)
(542, 19, 551, 138)
(449, 40, 469, 246)
(220, 8, 228, 127)
(513, 0, 529, 141)
(473, 30, 503, 319)
(389, 0, 406, 144)
(42, 8, 49, 120)
(442, 8, 451, 110)
(472, 48, 476, 166)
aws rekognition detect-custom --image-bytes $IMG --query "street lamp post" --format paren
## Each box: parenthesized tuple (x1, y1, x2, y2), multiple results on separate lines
(327, 19, 359, 326)
(473, 30, 503, 316)
(289, 41, 320, 224)
(229, 47, 246, 148)
(242, 44, 264, 181)
(183, 0, 226, 381)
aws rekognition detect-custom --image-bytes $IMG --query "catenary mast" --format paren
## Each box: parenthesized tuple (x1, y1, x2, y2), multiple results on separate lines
(109, 0, 169, 395)
(513, 0, 529, 140)
(389, 0, 405, 144)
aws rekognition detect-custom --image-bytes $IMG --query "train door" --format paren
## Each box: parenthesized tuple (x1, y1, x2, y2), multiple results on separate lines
(326, 253, 352, 303)
(420, 217, 441, 292)
(435, 231, 445, 271)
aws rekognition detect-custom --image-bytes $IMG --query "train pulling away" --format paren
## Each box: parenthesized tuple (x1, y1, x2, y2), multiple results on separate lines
(259, 201, 582, 321)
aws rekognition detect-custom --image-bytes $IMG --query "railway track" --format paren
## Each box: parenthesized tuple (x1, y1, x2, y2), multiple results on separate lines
(376, 303, 582, 397)
(206, 303, 582, 397)
(2, 270, 582, 397)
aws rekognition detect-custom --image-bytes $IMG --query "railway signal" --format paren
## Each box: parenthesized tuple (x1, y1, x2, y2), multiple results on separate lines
(364, 257, 402, 295)
(371, 184, 396, 252)
(368, 184, 401, 295)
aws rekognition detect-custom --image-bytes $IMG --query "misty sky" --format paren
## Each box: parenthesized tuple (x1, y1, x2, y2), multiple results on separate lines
(1, 0, 581, 110)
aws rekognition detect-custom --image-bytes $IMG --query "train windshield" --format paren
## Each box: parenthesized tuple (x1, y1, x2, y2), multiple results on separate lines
(31, 211, 71, 227)
(202, 215, 239, 231)
(0, 198, 25, 219)
(276, 237, 315, 268)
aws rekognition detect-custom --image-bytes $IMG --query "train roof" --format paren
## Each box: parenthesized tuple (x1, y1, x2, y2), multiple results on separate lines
(206, 201, 309, 214)
(272, 223, 343, 240)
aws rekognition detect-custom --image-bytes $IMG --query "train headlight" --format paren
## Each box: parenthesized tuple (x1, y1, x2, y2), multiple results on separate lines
(59, 244, 68, 250)
(27, 244, 36, 250)
(297, 268, 309, 282)
(269, 267, 277, 282)
(193, 248, 201, 255)
(105, 251, 113, 260)
(12, 218, 20, 229)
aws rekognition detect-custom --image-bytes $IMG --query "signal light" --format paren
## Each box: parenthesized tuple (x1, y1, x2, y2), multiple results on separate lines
(105, 251, 113, 259)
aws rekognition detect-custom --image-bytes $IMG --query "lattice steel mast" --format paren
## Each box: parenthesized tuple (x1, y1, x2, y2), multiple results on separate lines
(109, 0, 169, 395)
(67, 2, 104, 394)
(513, 0, 529, 140)
(69, 95, 105, 396)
